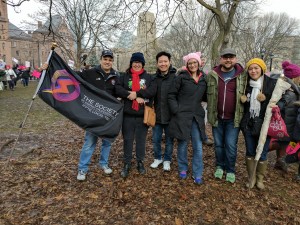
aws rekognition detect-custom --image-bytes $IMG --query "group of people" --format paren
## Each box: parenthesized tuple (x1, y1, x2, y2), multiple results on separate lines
(74, 48, 300, 189)
(0, 60, 32, 91)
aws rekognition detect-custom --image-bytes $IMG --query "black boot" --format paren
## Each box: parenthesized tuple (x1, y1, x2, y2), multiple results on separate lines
(137, 161, 146, 174)
(120, 163, 131, 178)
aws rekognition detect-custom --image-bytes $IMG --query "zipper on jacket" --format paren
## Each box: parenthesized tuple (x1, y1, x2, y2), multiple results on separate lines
(222, 83, 227, 119)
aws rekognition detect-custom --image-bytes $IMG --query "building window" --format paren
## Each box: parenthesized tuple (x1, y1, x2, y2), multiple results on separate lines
(16, 50, 19, 56)
(2, 42, 5, 50)
(12, 41, 16, 47)
(29, 51, 32, 56)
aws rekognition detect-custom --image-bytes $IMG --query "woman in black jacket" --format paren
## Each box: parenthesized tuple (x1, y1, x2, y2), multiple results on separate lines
(168, 52, 207, 185)
(240, 58, 277, 190)
(115, 52, 157, 178)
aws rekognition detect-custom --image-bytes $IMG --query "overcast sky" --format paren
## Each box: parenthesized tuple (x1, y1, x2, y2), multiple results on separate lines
(7, 0, 300, 27)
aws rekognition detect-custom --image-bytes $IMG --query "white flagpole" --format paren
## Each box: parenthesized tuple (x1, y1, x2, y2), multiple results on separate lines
(7, 43, 58, 164)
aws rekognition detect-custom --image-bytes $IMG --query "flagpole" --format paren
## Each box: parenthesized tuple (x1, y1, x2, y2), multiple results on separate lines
(6, 43, 58, 164)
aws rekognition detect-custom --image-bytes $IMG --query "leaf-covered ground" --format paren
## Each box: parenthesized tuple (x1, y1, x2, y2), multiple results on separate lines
(0, 81, 299, 225)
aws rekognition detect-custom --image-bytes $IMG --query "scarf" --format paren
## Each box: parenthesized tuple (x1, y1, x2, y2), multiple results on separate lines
(249, 76, 263, 118)
(130, 68, 144, 111)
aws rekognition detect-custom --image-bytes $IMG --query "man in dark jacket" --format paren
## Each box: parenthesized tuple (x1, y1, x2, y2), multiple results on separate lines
(150, 51, 176, 171)
(77, 50, 119, 181)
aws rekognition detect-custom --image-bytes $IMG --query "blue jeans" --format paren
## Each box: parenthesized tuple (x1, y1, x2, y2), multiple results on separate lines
(152, 124, 174, 161)
(177, 119, 204, 178)
(78, 131, 112, 172)
(242, 128, 270, 161)
(212, 119, 239, 173)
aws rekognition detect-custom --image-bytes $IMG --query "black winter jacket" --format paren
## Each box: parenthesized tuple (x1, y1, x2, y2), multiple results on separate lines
(168, 70, 207, 140)
(240, 75, 277, 131)
(115, 70, 157, 117)
(78, 65, 119, 97)
(153, 67, 177, 124)
(279, 78, 300, 141)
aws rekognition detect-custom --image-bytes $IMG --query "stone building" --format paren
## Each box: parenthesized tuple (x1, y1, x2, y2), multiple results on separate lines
(114, 11, 158, 73)
(0, 2, 74, 68)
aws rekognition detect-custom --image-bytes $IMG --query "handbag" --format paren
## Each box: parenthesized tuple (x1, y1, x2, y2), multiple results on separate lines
(267, 105, 289, 138)
(143, 105, 156, 127)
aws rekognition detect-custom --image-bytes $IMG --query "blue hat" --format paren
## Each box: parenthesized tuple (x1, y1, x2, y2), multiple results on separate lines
(130, 52, 145, 66)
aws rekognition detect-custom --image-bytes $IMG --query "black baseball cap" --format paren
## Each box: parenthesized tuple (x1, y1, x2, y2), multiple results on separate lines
(101, 50, 114, 58)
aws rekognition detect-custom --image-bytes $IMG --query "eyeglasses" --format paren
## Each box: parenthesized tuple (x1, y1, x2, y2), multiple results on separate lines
(187, 61, 198, 66)
(221, 55, 236, 60)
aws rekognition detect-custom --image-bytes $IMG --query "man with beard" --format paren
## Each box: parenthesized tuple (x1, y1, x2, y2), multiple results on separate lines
(206, 48, 246, 183)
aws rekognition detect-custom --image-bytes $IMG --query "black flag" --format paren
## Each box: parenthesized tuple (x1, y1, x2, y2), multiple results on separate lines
(38, 51, 123, 141)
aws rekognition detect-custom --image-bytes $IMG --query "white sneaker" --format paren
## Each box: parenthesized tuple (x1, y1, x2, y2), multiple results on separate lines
(101, 165, 113, 175)
(150, 159, 163, 168)
(163, 161, 171, 171)
(77, 170, 87, 181)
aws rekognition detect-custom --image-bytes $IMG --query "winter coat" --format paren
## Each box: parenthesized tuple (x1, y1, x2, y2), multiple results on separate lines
(21, 70, 30, 79)
(153, 66, 177, 124)
(6, 69, 17, 81)
(278, 78, 300, 141)
(77, 65, 119, 97)
(206, 63, 246, 127)
(115, 70, 157, 117)
(168, 70, 207, 140)
(240, 75, 277, 132)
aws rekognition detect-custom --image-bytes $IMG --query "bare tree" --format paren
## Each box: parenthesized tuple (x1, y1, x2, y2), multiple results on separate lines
(236, 12, 300, 65)
(158, 2, 213, 68)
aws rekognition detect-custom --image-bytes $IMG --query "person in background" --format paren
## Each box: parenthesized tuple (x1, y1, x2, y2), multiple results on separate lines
(116, 52, 157, 178)
(200, 54, 214, 146)
(0, 59, 7, 90)
(76, 50, 119, 181)
(168, 52, 207, 185)
(269, 62, 300, 173)
(12, 64, 20, 86)
(5, 65, 17, 91)
(150, 51, 176, 171)
(206, 48, 246, 183)
(240, 58, 278, 190)
(21, 67, 31, 87)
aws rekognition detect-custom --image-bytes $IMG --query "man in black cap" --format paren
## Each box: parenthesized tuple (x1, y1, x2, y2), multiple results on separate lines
(206, 47, 246, 183)
(77, 49, 120, 181)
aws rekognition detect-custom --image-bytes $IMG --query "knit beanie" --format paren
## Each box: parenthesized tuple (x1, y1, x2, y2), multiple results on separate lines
(246, 58, 267, 74)
(183, 52, 201, 66)
(282, 61, 300, 79)
(130, 52, 145, 66)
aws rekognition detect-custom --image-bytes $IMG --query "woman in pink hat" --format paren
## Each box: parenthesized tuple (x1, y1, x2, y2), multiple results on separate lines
(280, 61, 300, 181)
(168, 52, 207, 185)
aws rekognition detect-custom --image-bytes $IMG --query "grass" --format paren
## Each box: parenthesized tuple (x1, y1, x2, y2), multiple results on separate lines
(0, 80, 66, 134)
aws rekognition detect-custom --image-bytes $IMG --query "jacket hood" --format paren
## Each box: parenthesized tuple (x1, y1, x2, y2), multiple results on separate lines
(213, 63, 244, 77)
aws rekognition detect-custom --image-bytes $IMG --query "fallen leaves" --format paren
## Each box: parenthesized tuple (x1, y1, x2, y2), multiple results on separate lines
(0, 83, 299, 224)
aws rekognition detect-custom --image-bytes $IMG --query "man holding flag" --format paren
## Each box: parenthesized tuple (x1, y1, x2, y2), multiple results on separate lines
(76, 50, 120, 181)
(38, 49, 121, 181)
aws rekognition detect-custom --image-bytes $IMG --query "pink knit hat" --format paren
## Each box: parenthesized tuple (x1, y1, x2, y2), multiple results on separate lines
(282, 61, 300, 78)
(183, 52, 201, 66)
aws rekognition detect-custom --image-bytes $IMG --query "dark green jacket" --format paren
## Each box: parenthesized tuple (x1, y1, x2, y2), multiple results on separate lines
(206, 64, 246, 127)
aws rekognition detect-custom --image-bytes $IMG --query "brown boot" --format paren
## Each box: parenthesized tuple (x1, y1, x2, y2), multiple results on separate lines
(256, 161, 268, 190)
(245, 157, 256, 188)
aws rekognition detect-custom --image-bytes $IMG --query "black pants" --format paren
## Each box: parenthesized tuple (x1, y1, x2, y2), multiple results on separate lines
(122, 114, 148, 164)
